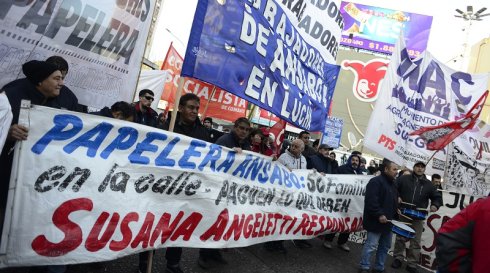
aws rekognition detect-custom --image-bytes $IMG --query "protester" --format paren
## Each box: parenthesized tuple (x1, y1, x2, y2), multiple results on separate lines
(91, 101, 134, 121)
(133, 89, 158, 127)
(359, 158, 399, 273)
(329, 151, 339, 172)
(1, 59, 79, 273)
(157, 111, 167, 129)
(203, 116, 223, 143)
(324, 154, 362, 251)
(312, 139, 320, 151)
(249, 128, 264, 153)
(431, 173, 443, 190)
(436, 197, 490, 273)
(359, 157, 368, 174)
(215, 117, 251, 151)
(392, 161, 442, 273)
(250, 127, 275, 158)
(266, 139, 309, 252)
(0, 91, 12, 154)
(140, 93, 210, 273)
(307, 144, 336, 175)
(298, 130, 316, 158)
(201, 117, 252, 269)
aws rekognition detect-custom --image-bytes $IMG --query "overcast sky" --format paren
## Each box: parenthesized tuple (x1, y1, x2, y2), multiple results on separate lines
(148, 0, 490, 71)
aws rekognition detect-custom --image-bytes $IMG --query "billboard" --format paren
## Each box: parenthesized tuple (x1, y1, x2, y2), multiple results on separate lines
(339, 1, 432, 57)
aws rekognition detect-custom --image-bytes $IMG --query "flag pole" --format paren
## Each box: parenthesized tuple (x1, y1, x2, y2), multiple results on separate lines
(247, 104, 256, 121)
(201, 86, 216, 119)
(425, 150, 439, 166)
(169, 77, 185, 132)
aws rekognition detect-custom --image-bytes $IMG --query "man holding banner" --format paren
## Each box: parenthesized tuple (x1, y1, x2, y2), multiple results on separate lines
(139, 93, 209, 273)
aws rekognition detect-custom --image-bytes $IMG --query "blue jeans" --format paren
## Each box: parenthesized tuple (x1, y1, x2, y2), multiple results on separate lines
(359, 230, 392, 271)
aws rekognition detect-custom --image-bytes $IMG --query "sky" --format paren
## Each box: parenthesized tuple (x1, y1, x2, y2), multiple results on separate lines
(148, 0, 490, 71)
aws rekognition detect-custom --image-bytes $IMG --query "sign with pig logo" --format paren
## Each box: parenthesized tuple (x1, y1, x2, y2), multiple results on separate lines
(341, 59, 389, 102)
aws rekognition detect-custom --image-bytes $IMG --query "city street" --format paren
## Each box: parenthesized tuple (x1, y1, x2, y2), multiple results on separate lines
(1, 238, 433, 273)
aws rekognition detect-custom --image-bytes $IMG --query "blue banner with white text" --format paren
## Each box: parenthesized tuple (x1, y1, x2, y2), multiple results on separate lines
(182, 0, 342, 131)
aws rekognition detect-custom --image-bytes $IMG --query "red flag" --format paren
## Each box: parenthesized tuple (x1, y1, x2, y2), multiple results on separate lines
(269, 119, 287, 155)
(476, 141, 483, 160)
(409, 90, 488, 150)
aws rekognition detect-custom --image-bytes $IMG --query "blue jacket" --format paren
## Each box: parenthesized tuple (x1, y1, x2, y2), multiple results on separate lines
(363, 173, 398, 233)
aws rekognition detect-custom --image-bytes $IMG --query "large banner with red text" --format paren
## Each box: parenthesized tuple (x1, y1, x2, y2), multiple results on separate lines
(0, 106, 369, 267)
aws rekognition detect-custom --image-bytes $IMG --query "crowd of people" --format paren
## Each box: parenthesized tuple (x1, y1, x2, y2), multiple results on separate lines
(0, 57, 488, 273)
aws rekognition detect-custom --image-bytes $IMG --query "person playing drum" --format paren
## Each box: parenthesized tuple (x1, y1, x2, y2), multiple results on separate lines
(391, 161, 442, 273)
(359, 158, 399, 273)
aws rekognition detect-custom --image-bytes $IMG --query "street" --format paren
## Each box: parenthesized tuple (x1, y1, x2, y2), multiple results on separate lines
(1, 238, 433, 273)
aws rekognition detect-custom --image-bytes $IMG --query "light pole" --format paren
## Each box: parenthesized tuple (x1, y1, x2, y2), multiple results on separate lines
(165, 28, 186, 47)
(451, 6, 489, 70)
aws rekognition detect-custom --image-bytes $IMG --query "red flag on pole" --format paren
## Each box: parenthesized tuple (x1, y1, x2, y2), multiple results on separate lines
(409, 90, 489, 151)
(269, 119, 287, 155)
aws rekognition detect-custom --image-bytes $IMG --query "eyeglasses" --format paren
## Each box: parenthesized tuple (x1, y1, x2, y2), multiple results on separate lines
(144, 96, 154, 101)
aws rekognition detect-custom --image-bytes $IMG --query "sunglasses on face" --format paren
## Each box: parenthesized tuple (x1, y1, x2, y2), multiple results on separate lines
(144, 96, 154, 101)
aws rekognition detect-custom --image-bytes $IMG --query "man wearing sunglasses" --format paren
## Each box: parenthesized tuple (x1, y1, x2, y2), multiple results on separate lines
(133, 89, 158, 127)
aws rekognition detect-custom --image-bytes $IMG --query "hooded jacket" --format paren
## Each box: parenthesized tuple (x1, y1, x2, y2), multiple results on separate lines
(337, 154, 362, 174)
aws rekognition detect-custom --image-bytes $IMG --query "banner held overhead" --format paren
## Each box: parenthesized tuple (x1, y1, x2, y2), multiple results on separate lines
(181, 0, 342, 131)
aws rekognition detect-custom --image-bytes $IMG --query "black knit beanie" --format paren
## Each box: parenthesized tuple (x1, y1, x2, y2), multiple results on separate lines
(22, 60, 59, 85)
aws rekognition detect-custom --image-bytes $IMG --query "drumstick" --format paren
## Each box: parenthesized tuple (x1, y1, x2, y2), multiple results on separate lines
(416, 208, 429, 211)
(400, 201, 416, 206)
(398, 213, 414, 221)
(387, 220, 412, 225)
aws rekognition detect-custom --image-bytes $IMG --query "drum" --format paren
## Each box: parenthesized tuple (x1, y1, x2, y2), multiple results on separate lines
(401, 208, 427, 220)
(391, 220, 415, 239)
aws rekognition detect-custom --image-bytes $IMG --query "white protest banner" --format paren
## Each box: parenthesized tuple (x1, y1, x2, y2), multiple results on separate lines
(134, 70, 168, 111)
(0, 106, 369, 267)
(0, 1, 155, 109)
(364, 35, 489, 174)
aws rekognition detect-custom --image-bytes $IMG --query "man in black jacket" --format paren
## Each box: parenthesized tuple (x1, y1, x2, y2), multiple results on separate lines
(307, 144, 336, 174)
(324, 154, 362, 251)
(133, 89, 158, 127)
(1, 60, 79, 273)
(215, 117, 251, 151)
(359, 158, 399, 273)
(92, 101, 134, 121)
(391, 161, 442, 273)
(203, 117, 223, 143)
(139, 93, 209, 273)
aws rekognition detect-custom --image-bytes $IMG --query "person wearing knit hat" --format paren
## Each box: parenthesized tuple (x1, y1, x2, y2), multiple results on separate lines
(0, 59, 80, 253)
(22, 60, 60, 86)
